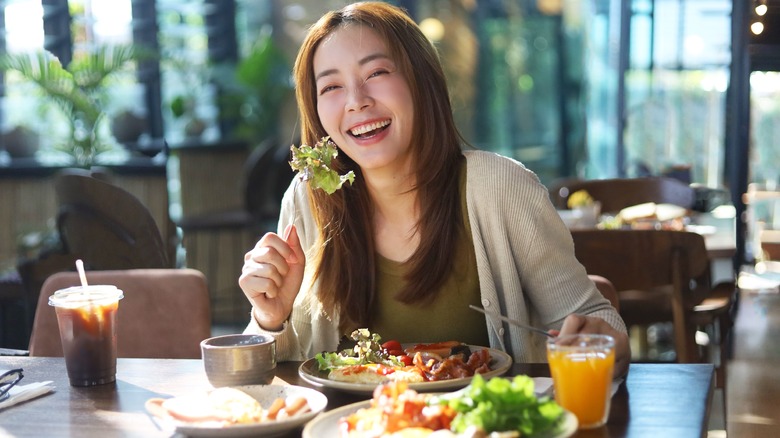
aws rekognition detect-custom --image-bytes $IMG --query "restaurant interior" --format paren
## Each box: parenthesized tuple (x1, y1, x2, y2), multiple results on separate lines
(1, 1, 779, 436)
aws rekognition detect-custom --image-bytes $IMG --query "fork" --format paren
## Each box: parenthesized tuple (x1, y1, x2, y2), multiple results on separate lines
(288, 169, 311, 236)
(469, 305, 554, 338)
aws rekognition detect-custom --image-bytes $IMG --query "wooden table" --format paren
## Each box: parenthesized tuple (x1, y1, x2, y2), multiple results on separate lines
(0, 357, 714, 437)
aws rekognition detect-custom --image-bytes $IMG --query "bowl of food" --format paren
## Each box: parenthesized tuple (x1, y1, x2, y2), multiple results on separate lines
(201, 334, 276, 387)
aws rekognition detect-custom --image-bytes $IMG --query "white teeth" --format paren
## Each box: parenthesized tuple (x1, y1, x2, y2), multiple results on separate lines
(350, 120, 390, 136)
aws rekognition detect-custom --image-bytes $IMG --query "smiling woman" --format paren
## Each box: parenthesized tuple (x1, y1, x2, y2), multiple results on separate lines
(238, 2, 630, 378)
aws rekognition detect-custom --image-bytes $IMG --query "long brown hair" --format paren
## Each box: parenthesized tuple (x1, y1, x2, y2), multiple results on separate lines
(293, 1, 465, 332)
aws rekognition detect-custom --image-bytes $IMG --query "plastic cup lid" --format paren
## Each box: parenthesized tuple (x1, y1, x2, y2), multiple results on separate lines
(48, 285, 124, 308)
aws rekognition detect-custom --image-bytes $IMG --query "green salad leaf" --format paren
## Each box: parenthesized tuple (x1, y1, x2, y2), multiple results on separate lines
(432, 374, 564, 436)
(289, 136, 356, 195)
(314, 328, 400, 371)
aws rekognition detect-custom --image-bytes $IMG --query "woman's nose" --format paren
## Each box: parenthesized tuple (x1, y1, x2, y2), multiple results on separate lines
(345, 85, 372, 112)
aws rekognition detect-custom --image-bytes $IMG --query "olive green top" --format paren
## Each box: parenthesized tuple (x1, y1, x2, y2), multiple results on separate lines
(368, 162, 489, 346)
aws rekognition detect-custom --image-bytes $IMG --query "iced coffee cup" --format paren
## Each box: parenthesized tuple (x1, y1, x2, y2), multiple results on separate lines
(48, 285, 124, 387)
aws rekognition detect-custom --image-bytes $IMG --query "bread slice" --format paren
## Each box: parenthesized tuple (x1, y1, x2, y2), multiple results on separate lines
(619, 202, 687, 223)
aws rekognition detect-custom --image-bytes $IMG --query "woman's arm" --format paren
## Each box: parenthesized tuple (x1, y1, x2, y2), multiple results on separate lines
(465, 151, 630, 373)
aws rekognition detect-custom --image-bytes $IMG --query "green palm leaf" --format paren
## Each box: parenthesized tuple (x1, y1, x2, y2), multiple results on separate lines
(0, 44, 151, 166)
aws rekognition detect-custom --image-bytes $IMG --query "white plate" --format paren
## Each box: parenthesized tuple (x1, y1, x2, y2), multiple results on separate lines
(148, 384, 328, 438)
(302, 398, 578, 438)
(297, 345, 513, 395)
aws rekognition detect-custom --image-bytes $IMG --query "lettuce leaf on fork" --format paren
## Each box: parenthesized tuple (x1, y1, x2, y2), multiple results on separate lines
(289, 136, 355, 195)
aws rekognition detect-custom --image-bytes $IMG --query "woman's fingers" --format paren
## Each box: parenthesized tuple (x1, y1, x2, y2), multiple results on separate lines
(240, 261, 284, 298)
(248, 232, 297, 265)
(557, 314, 632, 378)
(558, 314, 589, 336)
(238, 226, 306, 329)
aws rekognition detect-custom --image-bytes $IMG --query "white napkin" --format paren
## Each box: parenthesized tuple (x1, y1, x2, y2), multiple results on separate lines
(533, 377, 554, 397)
(533, 377, 623, 398)
(0, 381, 55, 410)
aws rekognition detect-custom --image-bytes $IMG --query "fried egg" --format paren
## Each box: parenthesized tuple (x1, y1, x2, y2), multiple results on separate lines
(328, 364, 425, 384)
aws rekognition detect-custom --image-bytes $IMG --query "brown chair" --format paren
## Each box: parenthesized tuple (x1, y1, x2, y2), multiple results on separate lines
(28, 269, 211, 359)
(54, 170, 171, 270)
(549, 176, 695, 213)
(589, 274, 620, 312)
(570, 229, 735, 388)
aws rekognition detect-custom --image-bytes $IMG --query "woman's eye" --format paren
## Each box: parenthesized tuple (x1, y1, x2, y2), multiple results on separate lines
(319, 85, 340, 95)
(368, 68, 390, 79)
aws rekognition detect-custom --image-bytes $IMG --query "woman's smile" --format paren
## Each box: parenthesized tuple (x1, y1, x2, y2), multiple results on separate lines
(349, 119, 391, 138)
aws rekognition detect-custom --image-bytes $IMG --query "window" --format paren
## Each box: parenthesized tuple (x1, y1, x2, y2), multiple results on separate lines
(2, 0, 45, 146)
(622, 0, 731, 186)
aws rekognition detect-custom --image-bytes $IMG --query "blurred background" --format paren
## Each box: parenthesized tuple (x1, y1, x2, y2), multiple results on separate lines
(0, 0, 778, 334)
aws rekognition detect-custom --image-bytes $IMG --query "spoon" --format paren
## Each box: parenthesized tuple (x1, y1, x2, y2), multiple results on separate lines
(469, 305, 554, 338)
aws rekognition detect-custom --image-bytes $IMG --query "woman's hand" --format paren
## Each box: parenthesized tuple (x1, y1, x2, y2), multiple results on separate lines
(549, 314, 631, 378)
(239, 224, 305, 331)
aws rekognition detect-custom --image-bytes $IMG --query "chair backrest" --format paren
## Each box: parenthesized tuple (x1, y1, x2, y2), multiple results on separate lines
(550, 177, 695, 214)
(55, 171, 170, 270)
(242, 138, 295, 228)
(570, 229, 711, 362)
(588, 274, 620, 312)
(28, 269, 211, 359)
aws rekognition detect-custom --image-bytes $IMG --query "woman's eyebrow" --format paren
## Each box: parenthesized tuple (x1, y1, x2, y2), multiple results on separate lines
(315, 68, 338, 82)
(315, 52, 391, 82)
(358, 52, 390, 66)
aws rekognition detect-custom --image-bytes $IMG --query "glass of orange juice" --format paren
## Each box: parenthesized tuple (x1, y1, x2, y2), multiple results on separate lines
(546, 334, 615, 429)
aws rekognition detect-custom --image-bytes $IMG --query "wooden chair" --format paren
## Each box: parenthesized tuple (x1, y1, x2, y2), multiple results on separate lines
(552, 177, 705, 360)
(589, 274, 620, 312)
(54, 170, 171, 270)
(28, 269, 211, 359)
(549, 176, 695, 213)
(570, 229, 735, 389)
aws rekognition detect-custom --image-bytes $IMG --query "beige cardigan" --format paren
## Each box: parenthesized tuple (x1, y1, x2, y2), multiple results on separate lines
(244, 150, 626, 362)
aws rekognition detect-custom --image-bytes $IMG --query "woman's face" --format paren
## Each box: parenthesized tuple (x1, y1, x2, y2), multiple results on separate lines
(313, 24, 415, 176)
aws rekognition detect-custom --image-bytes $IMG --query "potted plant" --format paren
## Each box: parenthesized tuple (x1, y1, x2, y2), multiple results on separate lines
(1, 123, 40, 158)
(212, 35, 293, 146)
(110, 108, 147, 145)
(169, 93, 206, 139)
(0, 45, 150, 167)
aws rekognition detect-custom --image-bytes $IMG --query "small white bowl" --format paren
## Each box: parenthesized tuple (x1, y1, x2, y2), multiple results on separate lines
(201, 334, 276, 387)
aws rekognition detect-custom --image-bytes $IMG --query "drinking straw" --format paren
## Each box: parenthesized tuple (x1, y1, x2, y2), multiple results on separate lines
(76, 259, 89, 287)
(75, 259, 101, 325)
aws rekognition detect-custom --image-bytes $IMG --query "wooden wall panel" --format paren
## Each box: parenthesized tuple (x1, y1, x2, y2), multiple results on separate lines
(0, 172, 172, 272)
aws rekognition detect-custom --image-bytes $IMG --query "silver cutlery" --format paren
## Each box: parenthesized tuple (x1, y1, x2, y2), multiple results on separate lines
(469, 305, 554, 338)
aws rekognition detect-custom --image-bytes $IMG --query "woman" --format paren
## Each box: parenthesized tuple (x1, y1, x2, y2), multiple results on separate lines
(239, 1, 630, 376)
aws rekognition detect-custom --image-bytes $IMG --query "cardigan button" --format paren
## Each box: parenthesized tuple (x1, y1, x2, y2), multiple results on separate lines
(481, 299, 490, 307)
(499, 328, 505, 336)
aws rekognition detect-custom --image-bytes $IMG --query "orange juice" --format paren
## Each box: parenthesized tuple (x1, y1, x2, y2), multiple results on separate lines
(547, 334, 615, 429)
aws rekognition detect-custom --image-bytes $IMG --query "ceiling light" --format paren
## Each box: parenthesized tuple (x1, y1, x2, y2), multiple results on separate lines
(756, 4, 768, 16)
(419, 18, 445, 42)
(751, 21, 765, 35)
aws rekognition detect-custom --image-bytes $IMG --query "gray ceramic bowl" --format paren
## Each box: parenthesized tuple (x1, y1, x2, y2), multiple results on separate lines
(201, 334, 276, 387)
